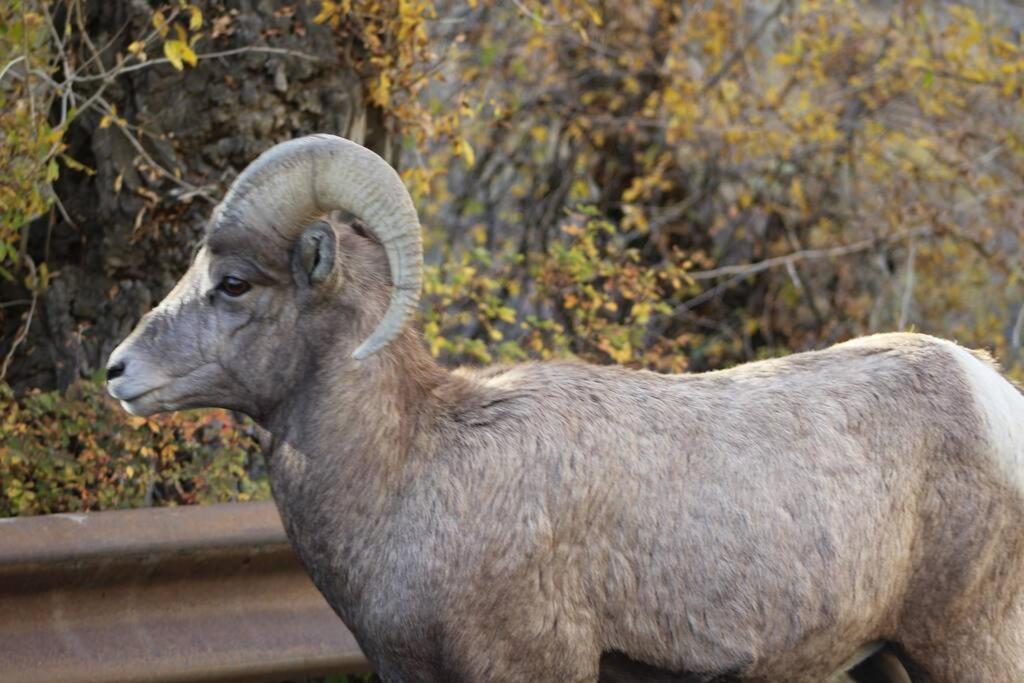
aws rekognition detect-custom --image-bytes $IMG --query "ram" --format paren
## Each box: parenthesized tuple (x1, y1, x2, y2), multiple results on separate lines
(107, 135, 1024, 682)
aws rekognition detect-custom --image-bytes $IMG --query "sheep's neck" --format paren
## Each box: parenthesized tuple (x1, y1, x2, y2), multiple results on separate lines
(262, 333, 447, 610)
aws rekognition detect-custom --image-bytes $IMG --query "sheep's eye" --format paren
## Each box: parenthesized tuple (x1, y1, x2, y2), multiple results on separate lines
(218, 275, 251, 297)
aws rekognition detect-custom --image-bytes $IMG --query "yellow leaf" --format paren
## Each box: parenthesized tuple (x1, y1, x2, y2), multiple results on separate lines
(622, 177, 645, 202)
(632, 301, 651, 324)
(790, 178, 807, 213)
(152, 9, 168, 37)
(181, 42, 197, 67)
(720, 79, 739, 102)
(127, 40, 146, 56)
(603, 340, 632, 364)
(164, 40, 183, 70)
(371, 71, 392, 107)
(163, 40, 196, 69)
(188, 5, 203, 30)
(60, 154, 95, 175)
(314, 1, 338, 25)
(456, 138, 475, 167)
(622, 204, 648, 233)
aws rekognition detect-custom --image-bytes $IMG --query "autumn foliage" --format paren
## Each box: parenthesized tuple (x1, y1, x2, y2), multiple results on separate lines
(0, 379, 265, 516)
(2, 0, 1023, 515)
(415, 0, 1024, 376)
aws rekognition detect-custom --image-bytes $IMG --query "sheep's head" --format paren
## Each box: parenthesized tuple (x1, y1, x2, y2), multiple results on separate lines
(105, 135, 422, 419)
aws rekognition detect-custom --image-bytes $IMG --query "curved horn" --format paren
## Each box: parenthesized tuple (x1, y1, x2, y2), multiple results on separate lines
(212, 134, 422, 360)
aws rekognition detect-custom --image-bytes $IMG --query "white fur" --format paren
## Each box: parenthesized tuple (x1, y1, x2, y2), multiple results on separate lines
(943, 339, 1024, 495)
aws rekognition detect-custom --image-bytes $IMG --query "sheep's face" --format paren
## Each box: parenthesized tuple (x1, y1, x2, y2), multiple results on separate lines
(106, 219, 381, 420)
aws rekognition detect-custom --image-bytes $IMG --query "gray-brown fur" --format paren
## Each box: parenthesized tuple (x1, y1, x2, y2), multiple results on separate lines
(107, 139, 1024, 682)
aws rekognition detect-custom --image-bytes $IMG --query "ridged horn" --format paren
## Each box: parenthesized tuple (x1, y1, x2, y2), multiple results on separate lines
(212, 134, 422, 360)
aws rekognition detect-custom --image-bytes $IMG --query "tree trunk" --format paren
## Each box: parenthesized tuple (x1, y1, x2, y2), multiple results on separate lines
(2, 0, 394, 393)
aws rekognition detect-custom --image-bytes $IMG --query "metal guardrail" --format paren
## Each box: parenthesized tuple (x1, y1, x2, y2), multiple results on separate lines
(0, 503, 908, 683)
(0, 502, 371, 683)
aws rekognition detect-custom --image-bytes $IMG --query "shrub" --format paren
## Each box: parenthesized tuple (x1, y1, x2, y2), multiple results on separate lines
(0, 376, 267, 516)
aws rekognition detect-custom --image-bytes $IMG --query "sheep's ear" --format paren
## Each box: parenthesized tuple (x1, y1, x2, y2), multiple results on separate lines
(292, 220, 337, 287)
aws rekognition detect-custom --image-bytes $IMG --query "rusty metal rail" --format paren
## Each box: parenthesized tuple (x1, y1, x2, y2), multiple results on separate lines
(0, 503, 909, 683)
(0, 502, 371, 683)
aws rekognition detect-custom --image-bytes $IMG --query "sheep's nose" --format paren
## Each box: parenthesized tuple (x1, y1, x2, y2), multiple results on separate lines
(106, 360, 126, 381)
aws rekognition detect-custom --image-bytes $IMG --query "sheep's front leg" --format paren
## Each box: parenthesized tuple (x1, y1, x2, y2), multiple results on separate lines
(357, 615, 600, 683)
(434, 602, 603, 682)
(371, 658, 446, 683)
(370, 645, 599, 683)
(440, 643, 601, 683)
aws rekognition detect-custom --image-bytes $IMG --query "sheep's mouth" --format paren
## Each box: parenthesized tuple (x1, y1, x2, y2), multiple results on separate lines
(120, 398, 154, 417)
(110, 383, 159, 403)
(108, 383, 166, 416)
(118, 383, 197, 417)
(119, 390, 164, 416)
(108, 361, 223, 416)
(108, 378, 159, 402)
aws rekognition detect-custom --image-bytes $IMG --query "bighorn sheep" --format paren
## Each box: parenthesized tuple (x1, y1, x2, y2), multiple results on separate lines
(106, 135, 1024, 682)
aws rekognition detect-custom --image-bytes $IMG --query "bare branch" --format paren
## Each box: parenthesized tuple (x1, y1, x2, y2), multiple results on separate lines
(1012, 304, 1024, 353)
(897, 237, 916, 331)
(648, 229, 932, 341)
(0, 255, 39, 383)
(684, 228, 931, 282)
(509, 0, 561, 26)
(72, 46, 323, 84)
(0, 55, 25, 84)
(702, 0, 790, 93)
(88, 97, 217, 204)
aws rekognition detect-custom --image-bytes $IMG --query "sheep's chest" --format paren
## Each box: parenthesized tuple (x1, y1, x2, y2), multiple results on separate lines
(271, 476, 446, 638)
(287, 519, 449, 676)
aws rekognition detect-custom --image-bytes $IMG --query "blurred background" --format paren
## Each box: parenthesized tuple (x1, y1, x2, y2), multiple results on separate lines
(1, 0, 1022, 518)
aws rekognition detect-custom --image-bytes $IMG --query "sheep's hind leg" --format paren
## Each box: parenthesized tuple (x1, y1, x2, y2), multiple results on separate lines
(894, 608, 1024, 683)
(845, 646, 911, 683)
